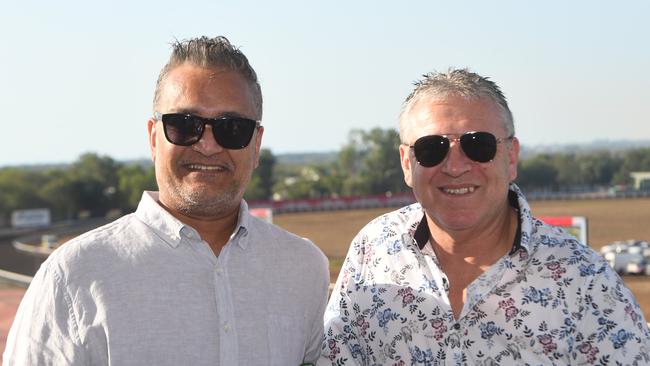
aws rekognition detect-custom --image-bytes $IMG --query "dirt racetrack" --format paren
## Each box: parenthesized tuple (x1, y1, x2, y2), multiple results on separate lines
(274, 197, 650, 321)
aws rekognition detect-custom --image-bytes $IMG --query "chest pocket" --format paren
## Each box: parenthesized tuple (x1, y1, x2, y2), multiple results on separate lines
(267, 313, 306, 366)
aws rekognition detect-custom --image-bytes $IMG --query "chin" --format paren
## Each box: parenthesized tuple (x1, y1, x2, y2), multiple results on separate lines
(432, 211, 481, 231)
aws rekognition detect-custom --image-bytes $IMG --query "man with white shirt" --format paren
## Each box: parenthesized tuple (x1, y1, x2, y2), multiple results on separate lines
(320, 68, 650, 365)
(4, 36, 329, 365)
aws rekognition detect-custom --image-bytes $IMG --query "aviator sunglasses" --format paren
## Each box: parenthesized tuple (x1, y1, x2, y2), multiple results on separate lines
(408, 131, 513, 167)
(154, 112, 261, 149)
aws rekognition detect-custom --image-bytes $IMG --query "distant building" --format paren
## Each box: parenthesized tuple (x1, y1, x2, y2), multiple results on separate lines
(630, 171, 650, 190)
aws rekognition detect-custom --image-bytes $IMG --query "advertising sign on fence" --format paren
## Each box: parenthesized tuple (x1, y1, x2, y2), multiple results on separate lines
(539, 216, 588, 245)
(11, 209, 51, 228)
(249, 207, 273, 224)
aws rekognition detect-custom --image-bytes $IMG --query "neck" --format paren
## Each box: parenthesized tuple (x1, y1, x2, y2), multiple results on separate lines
(158, 199, 240, 256)
(426, 206, 518, 268)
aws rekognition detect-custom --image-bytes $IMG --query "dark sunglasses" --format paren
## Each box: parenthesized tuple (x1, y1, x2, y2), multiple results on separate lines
(408, 131, 513, 167)
(154, 112, 261, 149)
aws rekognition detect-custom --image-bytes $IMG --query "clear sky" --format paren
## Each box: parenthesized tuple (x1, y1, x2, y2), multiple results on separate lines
(1, 0, 648, 167)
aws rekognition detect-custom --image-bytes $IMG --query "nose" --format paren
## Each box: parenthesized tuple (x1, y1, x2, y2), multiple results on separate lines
(191, 125, 225, 156)
(440, 138, 471, 177)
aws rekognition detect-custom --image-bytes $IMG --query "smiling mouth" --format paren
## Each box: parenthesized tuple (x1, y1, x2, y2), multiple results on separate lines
(440, 186, 476, 195)
(184, 163, 230, 173)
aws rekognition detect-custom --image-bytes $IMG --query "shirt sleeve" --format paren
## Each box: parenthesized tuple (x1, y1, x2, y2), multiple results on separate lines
(2, 261, 85, 366)
(303, 252, 331, 364)
(319, 233, 368, 366)
(572, 261, 650, 364)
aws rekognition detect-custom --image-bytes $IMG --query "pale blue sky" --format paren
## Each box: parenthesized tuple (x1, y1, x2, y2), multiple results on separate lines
(1, 0, 648, 167)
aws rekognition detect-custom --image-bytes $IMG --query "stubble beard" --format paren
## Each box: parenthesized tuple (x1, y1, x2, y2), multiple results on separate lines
(162, 177, 245, 219)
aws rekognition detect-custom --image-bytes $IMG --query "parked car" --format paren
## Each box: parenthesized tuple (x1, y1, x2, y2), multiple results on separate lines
(600, 240, 650, 275)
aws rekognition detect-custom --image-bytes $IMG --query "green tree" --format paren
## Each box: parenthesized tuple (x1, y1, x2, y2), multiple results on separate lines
(551, 153, 583, 187)
(612, 148, 650, 185)
(0, 168, 49, 224)
(117, 164, 157, 210)
(338, 127, 407, 196)
(578, 151, 621, 186)
(245, 148, 276, 200)
(70, 153, 121, 217)
(516, 155, 558, 189)
(39, 172, 71, 220)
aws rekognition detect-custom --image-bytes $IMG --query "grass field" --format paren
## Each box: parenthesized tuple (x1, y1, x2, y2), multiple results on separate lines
(274, 197, 650, 321)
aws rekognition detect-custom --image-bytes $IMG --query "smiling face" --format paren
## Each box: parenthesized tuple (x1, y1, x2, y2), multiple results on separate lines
(147, 63, 263, 220)
(399, 95, 519, 234)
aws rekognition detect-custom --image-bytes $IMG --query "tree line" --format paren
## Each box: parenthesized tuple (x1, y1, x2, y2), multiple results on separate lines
(2, 127, 650, 225)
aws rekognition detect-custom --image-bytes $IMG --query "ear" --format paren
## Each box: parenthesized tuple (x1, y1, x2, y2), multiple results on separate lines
(252, 126, 264, 168)
(147, 118, 158, 162)
(508, 136, 520, 182)
(399, 143, 414, 188)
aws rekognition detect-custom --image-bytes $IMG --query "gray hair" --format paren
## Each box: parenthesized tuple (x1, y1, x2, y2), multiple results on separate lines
(399, 68, 514, 142)
(153, 36, 263, 119)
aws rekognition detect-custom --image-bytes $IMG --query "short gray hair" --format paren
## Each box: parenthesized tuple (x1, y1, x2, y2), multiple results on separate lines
(153, 36, 263, 119)
(399, 68, 514, 142)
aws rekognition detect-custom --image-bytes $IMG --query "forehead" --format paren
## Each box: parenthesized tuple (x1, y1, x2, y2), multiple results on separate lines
(404, 95, 505, 142)
(157, 64, 257, 118)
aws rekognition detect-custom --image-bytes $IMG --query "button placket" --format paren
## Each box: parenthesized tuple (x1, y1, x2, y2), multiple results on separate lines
(213, 246, 238, 364)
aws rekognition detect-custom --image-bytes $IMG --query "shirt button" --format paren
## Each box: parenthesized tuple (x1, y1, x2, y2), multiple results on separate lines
(453, 323, 461, 330)
(215, 267, 224, 274)
(224, 323, 232, 332)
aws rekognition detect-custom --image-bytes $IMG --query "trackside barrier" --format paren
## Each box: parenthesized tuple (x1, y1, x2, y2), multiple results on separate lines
(249, 192, 417, 214)
(0, 268, 32, 286)
(250, 190, 650, 215)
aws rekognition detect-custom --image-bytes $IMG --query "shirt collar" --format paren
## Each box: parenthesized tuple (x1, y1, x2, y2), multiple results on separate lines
(508, 183, 534, 254)
(234, 199, 251, 250)
(135, 191, 252, 250)
(135, 191, 186, 248)
(413, 184, 527, 255)
(508, 188, 523, 255)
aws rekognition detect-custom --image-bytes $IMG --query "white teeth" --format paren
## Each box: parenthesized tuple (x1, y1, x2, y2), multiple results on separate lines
(443, 186, 475, 195)
(187, 164, 225, 171)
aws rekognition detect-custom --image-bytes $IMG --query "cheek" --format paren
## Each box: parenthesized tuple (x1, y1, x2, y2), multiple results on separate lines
(155, 144, 183, 169)
(491, 159, 513, 184)
(412, 166, 435, 187)
(231, 150, 256, 172)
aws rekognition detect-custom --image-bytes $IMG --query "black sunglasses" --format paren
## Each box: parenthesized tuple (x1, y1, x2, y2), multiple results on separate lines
(154, 112, 261, 149)
(408, 131, 513, 167)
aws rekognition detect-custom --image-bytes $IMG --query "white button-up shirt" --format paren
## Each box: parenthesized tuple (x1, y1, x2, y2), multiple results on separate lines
(4, 191, 330, 365)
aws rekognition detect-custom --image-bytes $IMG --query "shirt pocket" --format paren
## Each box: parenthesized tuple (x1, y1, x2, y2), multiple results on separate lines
(267, 313, 306, 366)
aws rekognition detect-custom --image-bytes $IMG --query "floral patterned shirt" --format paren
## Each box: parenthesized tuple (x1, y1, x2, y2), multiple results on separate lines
(320, 184, 650, 365)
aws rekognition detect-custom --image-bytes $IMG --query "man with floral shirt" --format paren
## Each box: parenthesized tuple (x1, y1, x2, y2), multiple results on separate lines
(320, 68, 650, 365)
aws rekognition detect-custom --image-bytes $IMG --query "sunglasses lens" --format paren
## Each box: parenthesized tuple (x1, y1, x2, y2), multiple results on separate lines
(460, 132, 497, 163)
(212, 118, 257, 149)
(161, 114, 203, 146)
(160, 114, 258, 149)
(413, 135, 449, 167)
